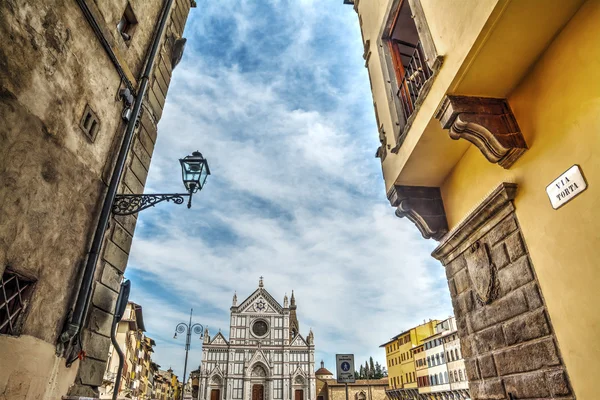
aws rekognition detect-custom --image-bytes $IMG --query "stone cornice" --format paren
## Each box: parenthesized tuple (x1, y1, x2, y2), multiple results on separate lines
(432, 182, 517, 263)
(435, 96, 527, 169)
(387, 185, 448, 241)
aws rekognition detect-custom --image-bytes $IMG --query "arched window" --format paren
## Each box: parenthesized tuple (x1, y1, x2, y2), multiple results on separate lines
(426, 357, 430, 367)
(438, 373, 443, 385)
(454, 371, 458, 382)
(459, 370, 463, 381)
(441, 353, 445, 363)
(435, 354, 440, 365)
(444, 372, 448, 384)
(456, 348, 461, 360)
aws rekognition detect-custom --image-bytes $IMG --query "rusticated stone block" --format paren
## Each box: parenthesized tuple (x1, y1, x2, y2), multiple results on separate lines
(470, 290, 528, 332)
(132, 136, 151, 170)
(490, 242, 509, 270)
(101, 263, 122, 293)
(448, 277, 457, 297)
(473, 325, 505, 354)
(454, 267, 470, 295)
(112, 221, 133, 253)
(78, 357, 106, 386)
(460, 335, 475, 359)
(88, 307, 113, 337)
(485, 215, 517, 246)
(494, 338, 560, 375)
(82, 330, 111, 361)
(455, 314, 470, 337)
(479, 354, 497, 378)
(546, 369, 571, 396)
(522, 282, 543, 310)
(138, 124, 156, 156)
(497, 255, 533, 295)
(505, 231, 526, 261)
(464, 357, 480, 381)
(114, 214, 137, 237)
(130, 153, 149, 187)
(446, 255, 466, 279)
(103, 240, 129, 272)
(504, 370, 549, 398)
(469, 378, 505, 400)
(503, 309, 550, 346)
(91, 282, 118, 314)
(455, 290, 475, 317)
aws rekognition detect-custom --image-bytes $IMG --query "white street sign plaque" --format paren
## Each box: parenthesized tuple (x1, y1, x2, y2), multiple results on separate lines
(546, 165, 587, 209)
(335, 354, 355, 383)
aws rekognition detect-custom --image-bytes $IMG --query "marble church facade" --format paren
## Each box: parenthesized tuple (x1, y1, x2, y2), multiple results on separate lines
(198, 279, 316, 400)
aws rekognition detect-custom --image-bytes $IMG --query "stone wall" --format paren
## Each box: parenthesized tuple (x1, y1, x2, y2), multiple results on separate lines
(71, 0, 193, 396)
(432, 183, 573, 400)
(0, 0, 193, 398)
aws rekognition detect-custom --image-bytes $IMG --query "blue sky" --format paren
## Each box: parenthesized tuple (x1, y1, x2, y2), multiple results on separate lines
(127, 0, 452, 380)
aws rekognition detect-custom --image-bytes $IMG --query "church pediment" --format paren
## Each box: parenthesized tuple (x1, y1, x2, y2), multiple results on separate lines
(210, 332, 228, 345)
(290, 334, 308, 347)
(247, 349, 271, 369)
(237, 289, 283, 314)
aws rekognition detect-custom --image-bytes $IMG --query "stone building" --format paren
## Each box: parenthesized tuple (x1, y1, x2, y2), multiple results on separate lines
(345, 0, 599, 398)
(0, 0, 194, 398)
(198, 279, 316, 400)
(315, 364, 388, 400)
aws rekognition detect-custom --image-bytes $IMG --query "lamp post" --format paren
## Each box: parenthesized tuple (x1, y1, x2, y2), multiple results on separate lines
(112, 151, 210, 215)
(174, 309, 204, 400)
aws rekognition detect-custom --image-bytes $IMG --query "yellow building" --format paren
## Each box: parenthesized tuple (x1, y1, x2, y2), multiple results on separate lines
(380, 321, 437, 390)
(347, 0, 599, 398)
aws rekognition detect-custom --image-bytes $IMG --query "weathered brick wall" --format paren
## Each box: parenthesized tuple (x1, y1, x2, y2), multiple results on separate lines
(433, 183, 573, 400)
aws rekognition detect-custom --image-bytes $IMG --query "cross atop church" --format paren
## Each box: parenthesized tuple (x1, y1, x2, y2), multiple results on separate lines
(259, 276, 264, 287)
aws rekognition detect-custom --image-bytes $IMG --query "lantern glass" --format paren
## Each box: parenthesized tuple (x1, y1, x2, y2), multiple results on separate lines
(179, 151, 210, 193)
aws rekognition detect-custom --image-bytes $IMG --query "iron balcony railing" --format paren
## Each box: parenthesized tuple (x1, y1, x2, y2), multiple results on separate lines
(397, 40, 433, 125)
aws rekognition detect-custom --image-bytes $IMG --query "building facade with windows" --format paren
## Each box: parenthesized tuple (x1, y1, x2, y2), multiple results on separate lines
(198, 279, 315, 400)
(315, 362, 388, 400)
(346, 0, 599, 398)
(0, 0, 194, 398)
(380, 320, 437, 392)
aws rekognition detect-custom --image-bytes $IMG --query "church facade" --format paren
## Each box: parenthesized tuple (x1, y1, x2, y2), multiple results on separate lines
(198, 279, 316, 400)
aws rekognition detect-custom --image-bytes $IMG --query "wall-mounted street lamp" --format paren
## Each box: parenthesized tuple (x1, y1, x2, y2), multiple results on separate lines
(112, 151, 210, 215)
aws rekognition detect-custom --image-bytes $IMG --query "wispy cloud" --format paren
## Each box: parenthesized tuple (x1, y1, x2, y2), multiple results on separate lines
(127, 0, 452, 379)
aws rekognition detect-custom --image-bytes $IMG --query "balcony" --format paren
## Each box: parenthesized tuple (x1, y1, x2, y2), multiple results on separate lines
(396, 40, 433, 127)
(103, 372, 117, 383)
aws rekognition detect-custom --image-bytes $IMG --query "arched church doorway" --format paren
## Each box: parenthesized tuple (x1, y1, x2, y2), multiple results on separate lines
(211, 389, 220, 400)
(294, 389, 303, 400)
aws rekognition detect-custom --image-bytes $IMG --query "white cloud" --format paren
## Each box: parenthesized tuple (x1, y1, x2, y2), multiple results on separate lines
(127, 0, 452, 379)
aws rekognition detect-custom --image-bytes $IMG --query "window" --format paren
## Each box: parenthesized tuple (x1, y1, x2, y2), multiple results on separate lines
(117, 2, 138, 43)
(79, 104, 100, 142)
(444, 372, 448, 384)
(459, 370, 464, 381)
(0, 270, 35, 335)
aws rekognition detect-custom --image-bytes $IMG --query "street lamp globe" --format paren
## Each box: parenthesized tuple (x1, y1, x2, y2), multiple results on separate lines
(179, 151, 210, 194)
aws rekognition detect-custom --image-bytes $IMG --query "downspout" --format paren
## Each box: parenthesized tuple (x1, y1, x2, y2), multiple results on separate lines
(60, 0, 175, 359)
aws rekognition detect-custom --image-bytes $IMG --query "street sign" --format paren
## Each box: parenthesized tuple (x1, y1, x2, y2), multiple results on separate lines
(335, 354, 356, 383)
(546, 165, 587, 209)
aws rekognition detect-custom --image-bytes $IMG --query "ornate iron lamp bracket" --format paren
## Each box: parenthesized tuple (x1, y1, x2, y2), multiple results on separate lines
(112, 193, 192, 215)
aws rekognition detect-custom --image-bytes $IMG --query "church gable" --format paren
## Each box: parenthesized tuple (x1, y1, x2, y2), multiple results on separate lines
(210, 332, 228, 345)
(237, 289, 283, 314)
(290, 334, 308, 347)
(247, 349, 271, 369)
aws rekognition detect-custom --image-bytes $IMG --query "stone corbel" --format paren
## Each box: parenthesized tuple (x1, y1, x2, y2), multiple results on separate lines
(387, 185, 449, 240)
(435, 95, 527, 169)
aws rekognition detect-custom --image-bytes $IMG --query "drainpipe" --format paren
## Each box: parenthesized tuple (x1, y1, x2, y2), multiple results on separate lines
(60, 0, 175, 360)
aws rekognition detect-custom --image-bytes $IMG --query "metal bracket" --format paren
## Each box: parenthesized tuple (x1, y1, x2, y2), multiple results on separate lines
(112, 193, 192, 215)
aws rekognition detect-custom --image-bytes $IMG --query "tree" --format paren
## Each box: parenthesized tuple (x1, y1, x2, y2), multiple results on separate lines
(364, 361, 370, 379)
(369, 357, 375, 378)
(374, 362, 383, 379)
(359, 365, 364, 379)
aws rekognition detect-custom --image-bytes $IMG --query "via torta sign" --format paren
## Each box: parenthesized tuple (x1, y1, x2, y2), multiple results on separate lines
(546, 165, 587, 209)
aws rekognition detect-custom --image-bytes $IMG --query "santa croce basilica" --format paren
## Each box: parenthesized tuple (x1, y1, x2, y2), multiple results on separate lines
(198, 278, 316, 400)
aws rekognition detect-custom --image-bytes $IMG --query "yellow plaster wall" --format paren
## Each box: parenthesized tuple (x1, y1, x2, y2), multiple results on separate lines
(357, 0, 501, 190)
(440, 2, 600, 398)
